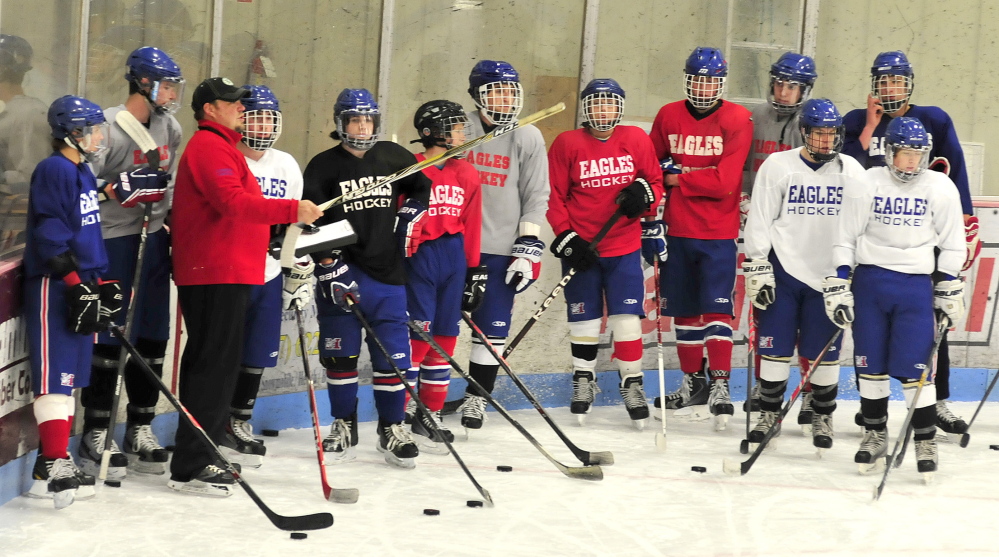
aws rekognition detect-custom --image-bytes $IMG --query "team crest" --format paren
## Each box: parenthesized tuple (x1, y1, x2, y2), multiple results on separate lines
(855, 355, 868, 367)
(758, 336, 774, 349)
(414, 320, 431, 332)
(325, 337, 342, 351)
(570, 302, 585, 315)
(60, 373, 74, 387)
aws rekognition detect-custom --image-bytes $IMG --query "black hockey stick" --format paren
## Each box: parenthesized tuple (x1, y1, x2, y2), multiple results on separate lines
(462, 312, 614, 467)
(504, 210, 623, 359)
(959, 369, 999, 448)
(723, 328, 843, 476)
(294, 308, 359, 504)
(345, 298, 493, 505)
(108, 326, 334, 531)
(874, 315, 949, 500)
(407, 321, 604, 481)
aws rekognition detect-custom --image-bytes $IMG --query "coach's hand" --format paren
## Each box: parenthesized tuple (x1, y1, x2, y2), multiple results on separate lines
(297, 200, 323, 225)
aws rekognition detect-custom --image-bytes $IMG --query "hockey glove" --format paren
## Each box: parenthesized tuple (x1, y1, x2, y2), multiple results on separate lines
(660, 157, 682, 175)
(506, 236, 544, 292)
(97, 280, 123, 330)
(113, 168, 169, 208)
(282, 260, 315, 311)
(640, 221, 667, 266)
(395, 198, 427, 257)
(929, 156, 951, 176)
(821, 276, 854, 328)
(316, 259, 359, 312)
(739, 192, 751, 231)
(963, 215, 981, 271)
(616, 178, 656, 219)
(463, 265, 488, 312)
(552, 230, 598, 272)
(742, 260, 775, 310)
(934, 279, 966, 327)
(66, 280, 103, 334)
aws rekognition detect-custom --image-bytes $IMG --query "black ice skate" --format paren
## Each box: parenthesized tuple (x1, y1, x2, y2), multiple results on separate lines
(812, 412, 834, 453)
(377, 422, 419, 469)
(78, 427, 128, 481)
(167, 464, 235, 497)
(322, 415, 358, 464)
(914, 438, 938, 484)
(411, 406, 453, 455)
(935, 400, 968, 435)
(222, 417, 267, 468)
(619, 375, 650, 430)
(742, 381, 761, 413)
(654, 370, 709, 422)
(570, 370, 600, 425)
(708, 370, 734, 431)
(27, 455, 83, 509)
(124, 423, 170, 474)
(855, 428, 888, 475)
(749, 410, 780, 446)
(459, 393, 488, 431)
(798, 392, 814, 434)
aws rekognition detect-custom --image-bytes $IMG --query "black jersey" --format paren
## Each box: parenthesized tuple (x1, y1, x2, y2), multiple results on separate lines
(303, 141, 430, 285)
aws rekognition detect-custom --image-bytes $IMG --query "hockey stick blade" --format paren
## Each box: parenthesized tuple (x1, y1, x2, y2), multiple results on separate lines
(959, 368, 999, 448)
(407, 321, 604, 481)
(462, 312, 614, 467)
(318, 103, 565, 212)
(109, 326, 335, 530)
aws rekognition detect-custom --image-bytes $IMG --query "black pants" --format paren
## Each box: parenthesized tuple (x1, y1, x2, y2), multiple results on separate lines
(170, 284, 250, 481)
(936, 331, 950, 400)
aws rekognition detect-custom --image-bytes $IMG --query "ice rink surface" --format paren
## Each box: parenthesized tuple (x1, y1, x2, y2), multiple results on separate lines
(2, 400, 998, 557)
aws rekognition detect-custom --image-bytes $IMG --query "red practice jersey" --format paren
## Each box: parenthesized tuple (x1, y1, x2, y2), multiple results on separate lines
(415, 153, 482, 267)
(649, 100, 753, 240)
(547, 126, 664, 257)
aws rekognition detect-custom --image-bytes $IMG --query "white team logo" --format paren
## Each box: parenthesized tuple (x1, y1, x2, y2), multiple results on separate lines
(570, 302, 586, 315)
(623, 299, 638, 304)
(391, 353, 406, 360)
(714, 297, 730, 303)
(492, 320, 506, 327)
(60, 373, 75, 387)
(269, 351, 279, 358)
(325, 338, 342, 351)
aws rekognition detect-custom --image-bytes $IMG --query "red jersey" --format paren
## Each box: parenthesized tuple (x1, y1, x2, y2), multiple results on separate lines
(415, 154, 482, 267)
(649, 100, 753, 240)
(547, 126, 664, 257)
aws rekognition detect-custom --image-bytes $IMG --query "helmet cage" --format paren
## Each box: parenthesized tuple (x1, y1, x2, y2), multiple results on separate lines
(336, 110, 380, 151)
(768, 76, 812, 115)
(241, 109, 282, 151)
(473, 81, 523, 126)
(582, 91, 624, 132)
(684, 74, 726, 110)
(800, 124, 844, 163)
(871, 73, 913, 115)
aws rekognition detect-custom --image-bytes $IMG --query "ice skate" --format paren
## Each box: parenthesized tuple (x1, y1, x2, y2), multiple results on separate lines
(935, 400, 968, 435)
(403, 396, 417, 425)
(411, 407, 453, 455)
(742, 382, 760, 413)
(915, 437, 938, 484)
(570, 370, 600, 426)
(812, 412, 834, 455)
(748, 410, 780, 448)
(619, 375, 650, 430)
(459, 393, 488, 434)
(855, 428, 888, 475)
(654, 372, 710, 422)
(167, 464, 235, 497)
(707, 371, 734, 431)
(322, 416, 358, 464)
(77, 428, 128, 481)
(222, 417, 266, 468)
(27, 455, 84, 509)
(124, 423, 170, 474)
(377, 422, 419, 469)
(798, 392, 814, 435)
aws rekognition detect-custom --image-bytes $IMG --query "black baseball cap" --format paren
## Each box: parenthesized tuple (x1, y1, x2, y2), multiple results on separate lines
(191, 77, 249, 110)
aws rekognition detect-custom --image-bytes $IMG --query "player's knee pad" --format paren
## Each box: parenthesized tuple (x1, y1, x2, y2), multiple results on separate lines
(91, 343, 121, 373)
(858, 374, 891, 400)
(809, 363, 839, 386)
(569, 319, 601, 370)
(607, 315, 640, 342)
(470, 335, 505, 366)
(900, 379, 936, 409)
(34, 393, 72, 423)
(321, 355, 358, 371)
(759, 356, 791, 382)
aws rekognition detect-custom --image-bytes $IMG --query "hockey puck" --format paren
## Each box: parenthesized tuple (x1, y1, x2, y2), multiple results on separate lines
(496, 465, 513, 472)
(690, 466, 707, 473)
(105, 480, 122, 488)
(466, 500, 483, 508)
(261, 429, 279, 437)
(423, 508, 440, 516)
(990, 445, 999, 451)
(290, 532, 307, 540)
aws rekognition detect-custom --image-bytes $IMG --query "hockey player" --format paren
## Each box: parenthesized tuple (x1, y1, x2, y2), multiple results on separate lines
(80, 46, 182, 479)
(303, 88, 430, 468)
(24, 95, 117, 508)
(223, 85, 312, 467)
(830, 117, 965, 478)
(648, 47, 753, 430)
(458, 60, 550, 431)
(547, 79, 662, 428)
(842, 51, 976, 434)
(743, 99, 865, 451)
(405, 99, 483, 450)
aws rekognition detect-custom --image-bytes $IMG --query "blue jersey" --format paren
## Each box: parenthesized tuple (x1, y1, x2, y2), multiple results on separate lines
(24, 153, 108, 281)
(842, 105, 973, 215)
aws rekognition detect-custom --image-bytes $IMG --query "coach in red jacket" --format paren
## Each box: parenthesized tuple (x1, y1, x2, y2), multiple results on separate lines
(169, 77, 322, 496)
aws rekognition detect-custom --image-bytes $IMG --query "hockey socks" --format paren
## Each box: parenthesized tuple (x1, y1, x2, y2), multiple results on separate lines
(81, 344, 120, 431)
(703, 313, 733, 373)
(417, 335, 455, 412)
(674, 316, 706, 373)
(467, 334, 505, 395)
(372, 370, 406, 424)
(325, 356, 360, 419)
(35, 394, 73, 459)
(230, 366, 264, 421)
(124, 338, 167, 411)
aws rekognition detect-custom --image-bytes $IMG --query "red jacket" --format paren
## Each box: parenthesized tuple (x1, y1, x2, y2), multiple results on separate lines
(172, 120, 299, 285)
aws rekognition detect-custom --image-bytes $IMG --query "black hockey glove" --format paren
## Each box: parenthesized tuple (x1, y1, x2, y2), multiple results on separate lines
(616, 178, 656, 218)
(551, 230, 598, 272)
(462, 265, 488, 312)
(316, 259, 359, 312)
(97, 280, 123, 329)
(66, 280, 103, 334)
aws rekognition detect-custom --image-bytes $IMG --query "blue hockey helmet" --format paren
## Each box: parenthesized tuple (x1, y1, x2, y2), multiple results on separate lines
(240, 85, 282, 151)
(580, 78, 625, 132)
(798, 98, 844, 162)
(468, 60, 523, 126)
(684, 47, 727, 110)
(333, 88, 380, 151)
(47, 95, 110, 159)
(768, 52, 817, 114)
(413, 99, 469, 150)
(870, 51, 914, 115)
(125, 46, 185, 115)
(884, 116, 931, 182)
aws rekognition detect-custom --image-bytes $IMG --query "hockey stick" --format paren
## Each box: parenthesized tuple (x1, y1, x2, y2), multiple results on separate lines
(98, 111, 162, 484)
(407, 321, 604, 481)
(462, 312, 614, 467)
(503, 210, 624, 359)
(722, 328, 843, 476)
(108, 326, 334, 531)
(874, 315, 949, 500)
(345, 298, 493, 505)
(652, 260, 667, 450)
(294, 308, 359, 504)
(739, 306, 756, 455)
(959, 369, 999, 448)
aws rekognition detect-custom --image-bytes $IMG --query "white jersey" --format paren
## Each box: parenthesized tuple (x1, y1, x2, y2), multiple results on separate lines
(245, 148, 304, 281)
(744, 149, 867, 291)
(833, 166, 964, 277)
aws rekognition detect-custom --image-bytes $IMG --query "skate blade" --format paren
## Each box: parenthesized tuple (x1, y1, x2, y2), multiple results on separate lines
(922, 471, 935, 485)
(575, 413, 588, 426)
(857, 459, 886, 476)
(800, 424, 813, 435)
(815, 446, 829, 459)
(221, 447, 264, 468)
(52, 489, 76, 509)
(713, 414, 729, 432)
(322, 447, 357, 465)
(126, 453, 168, 475)
(414, 436, 450, 456)
(672, 405, 712, 422)
(632, 418, 647, 431)
(167, 479, 234, 497)
(381, 453, 416, 469)
(78, 458, 127, 481)
(749, 438, 778, 453)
